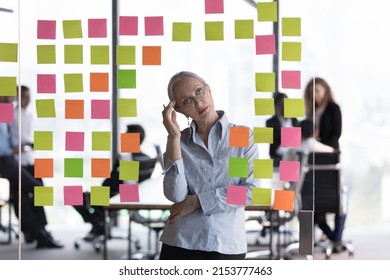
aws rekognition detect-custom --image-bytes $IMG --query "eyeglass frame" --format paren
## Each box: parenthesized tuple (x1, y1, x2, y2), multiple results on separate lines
(173, 85, 209, 111)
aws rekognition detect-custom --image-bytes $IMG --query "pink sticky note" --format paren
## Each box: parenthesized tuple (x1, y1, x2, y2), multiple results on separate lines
(119, 16, 138, 36)
(144, 16, 164, 36)
(91, 100, 110, 119)
(226, 185, 247, 205)
(0, 104, 13, 123)
(256, 35, 276, 55)
(119, 184, 140, 202)
(88, 18, 107, 38)
(281, 70, 301, 89)
(37, 20, 56, 39)
(65, 131, 84, 151)
(279, 161, 300, 182)
(37, 74, 56, 93)
(64, 186, 83, 206)
(205, 0, 224, 14)
(281, 127, 301, 147)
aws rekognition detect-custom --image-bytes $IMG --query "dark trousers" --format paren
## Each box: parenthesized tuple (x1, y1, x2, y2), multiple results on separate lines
(316, 213, 347, 241)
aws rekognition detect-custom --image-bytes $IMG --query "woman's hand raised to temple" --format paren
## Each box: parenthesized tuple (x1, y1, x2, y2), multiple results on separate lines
(162, 101, 181, 140)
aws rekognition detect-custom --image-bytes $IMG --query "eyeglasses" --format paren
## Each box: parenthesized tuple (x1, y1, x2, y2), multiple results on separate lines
(175, 86, 208, 110)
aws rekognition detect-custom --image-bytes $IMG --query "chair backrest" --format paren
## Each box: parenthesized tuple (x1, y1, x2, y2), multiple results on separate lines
(138, 157, 157, 183)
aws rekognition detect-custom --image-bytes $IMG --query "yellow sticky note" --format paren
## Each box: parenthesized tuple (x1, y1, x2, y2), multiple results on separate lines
(36, 99, 56, 118)
(172, 22, 192, 42)
(284, 98, 304, 118)
(92, 131, 111, 151)
(90, 186, 110, 206)
(205, 21, 224, 41)
(37, 45, 56, 64)
(257, 2, 278, 22)
(119, 160, 140, 181)
(118, 98, 137, 117)
(34, 186, 54, 206)
(282, 42, 301, 61)
(0, 76, 17, 96)
(254, 98, 274, 116)
(235, 20, 254, 39)
(254, 127, 273, 143)
(256, 73, 275, 92)
(34, 131, 53, 151)
(282, 18, 301, 36)
(117, 45, 136, 65)
(0, 43, 18, 62)
(64, 45, 83, 64)
(254, 159, 273, 179)
(252, 188, 272, 205)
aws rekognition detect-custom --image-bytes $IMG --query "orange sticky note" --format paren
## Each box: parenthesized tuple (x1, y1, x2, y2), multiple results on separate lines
(91, 158, 111, 178)
(65, 99, 84, 119)
(229, 126, 249, 147)
(34, 158, 54, 178)
(90, 72, 109, 92)
(142, 46, 161, 65)
(121, 133, 140, 153)
(273, 190, 294, 211)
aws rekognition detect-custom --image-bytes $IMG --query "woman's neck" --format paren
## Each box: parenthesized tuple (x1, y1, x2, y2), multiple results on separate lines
(195, 111, 220, 136)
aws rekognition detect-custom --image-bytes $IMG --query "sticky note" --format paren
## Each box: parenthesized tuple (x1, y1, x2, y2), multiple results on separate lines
(255, 72, 275, 92)
(226, 186, 247, 205)
(205, 21, 224, 41)
(172, 22, 191, 42)
(118, 98, 137, 117)
(253, 159, 273, 179)
(91, 99, 110, 119)
(65, 131, 84, 151)
(121, 133, 141, 153)
(91, 46, 109, 64)
(205, 0, 224, 14)
(145, 16, 164, 36)
(119, 184, 140, 202)
(279, 160, 300, 182)
(235, 20, 254, 39)
(142, 46, 161, 65)
(254, 98, 274, 116)
(117, 45, 136, 65)
(91, 158, 111, 178)
(65, 100, 84, 119)
(64, 45, 83, 64)
(64, 158, 83, 178)
(90, 186, 110, 206)
(117, 69, 136, 89)
(90, 73, 109, 92)
(119, 160, 140, 181)
(63, 186, 83, 206)
(34, 158, 54, 178)
(229, 127, 249, 148)
(37, 20, 56, 39)
(281, 70, 301, 89)
(229, 157, 248, 178)
(282, 42, 301, 61)
(92, 131, 111, 151)
(119, 16, 138, 35)
(34, 131, 53, 150)
(0, 43, 18, 62)
(64, 73, 83, 92)
(257, 2, 277, 22)
(284, 98, 304, 118)
(282, 18, 301, 36)
(281, 127, 301, 147)
(36, 99, 56, 118)
(37, 74, 56, 93)
(63, 20, 82, 39)
(254, 127, 273, 143)
(0, 103, 13, 123)
(34, 187, 53, 206)
(0, 77, 16, 96)
(256, 35, 275, 55)
(273, 190, 295, 211)
(37, 45, 56, 64)
(252, 188, 272, 205)
(88, 18, 107, 38)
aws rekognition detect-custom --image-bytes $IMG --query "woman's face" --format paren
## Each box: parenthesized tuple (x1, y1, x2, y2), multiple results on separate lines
(315, 83, 327, 106)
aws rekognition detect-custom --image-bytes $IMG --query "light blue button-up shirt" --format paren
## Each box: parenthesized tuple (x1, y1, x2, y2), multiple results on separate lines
(160, 111, 260, 254)
(0, 123, 13, 156)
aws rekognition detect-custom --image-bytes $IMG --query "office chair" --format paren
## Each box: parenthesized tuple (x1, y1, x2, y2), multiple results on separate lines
(0, 177, 18, 244)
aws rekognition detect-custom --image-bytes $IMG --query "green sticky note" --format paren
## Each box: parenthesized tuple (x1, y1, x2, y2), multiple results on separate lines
(252, 188, 272, 205)
(254, 98, 274, 116)
(117, 69, 136, 89)
(282, 18, 301, 36)
(0, 76, 16, 96)
(118, 98, 137, 117)
(34, 131, 53, 150)
(256, 73, 275, 92)
(282, 42, 301, 61)
(235, 20, 254, 39)
(36, 99, 56, 118)
(119, 160, 140, 181)
(284, 98, 305, 118)
(205, 21, 224, 41)
(0, 43, 18, 62)
(64, 73, 83, 92)
(64, 45, 83, 64)
(91, 46, 109, 64)
(229, 157, 248, 178)
(257, 2, 278, 22)
(63, 20, 83, 39)
(34, 187, 54, 206)
(117, 45, 136, 65)
(172, 22, 192, 42)
(254, 127, 273, 143)
(254, 159, 273, 179)
(37, 45, 56, 64)
(90, 186, 110, 206)
(92, 131, 111, 151)
(64, 158, 83, 178)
